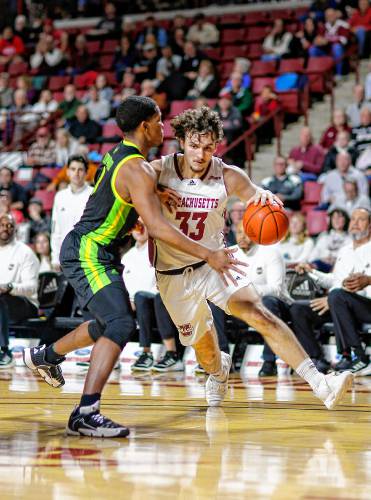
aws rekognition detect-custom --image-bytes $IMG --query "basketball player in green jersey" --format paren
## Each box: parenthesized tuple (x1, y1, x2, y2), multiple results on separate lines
(23, 96, 247, 437)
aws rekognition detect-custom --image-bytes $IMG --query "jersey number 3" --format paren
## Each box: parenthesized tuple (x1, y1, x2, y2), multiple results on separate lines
(175, 211, 207, 241)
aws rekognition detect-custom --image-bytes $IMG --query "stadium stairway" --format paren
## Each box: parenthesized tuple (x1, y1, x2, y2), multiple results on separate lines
(251, 60, 370, 184)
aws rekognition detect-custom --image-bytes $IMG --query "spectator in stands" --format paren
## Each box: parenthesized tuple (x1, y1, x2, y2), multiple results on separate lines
(323, 130, 356, 172)
(349, 0, 371, 57)
(34, 231, 52, 273)
(122, 221, 183, 372)
(15, 75, 36, 105)
(0, 213, 39, 368)
(296, 207, 371, 375)
(58, 84, 81, 121)
(27, 198, 51, 241)
(95, 73, 114, 102)
(67, 34, 96, 75)
(140, 79, 167, 113)
(0, 189, 24, 225)
(187, 59, 219, 99)
(136, 16, 168, 49)
(92, 2, 121, 39)
(288, 126, 325, 178)
(83, 86, 110, 122)
(320, 108, 350, 150)
(252, 85, 279, 122)
(320, 151, 369, 206)
(309, 208, 350, 272)
(351, 106, 371, 156)
(68, 105, 102, 144)
(221, 72, 253, 118)
(113, 35, 137, 81)
(9, 88, 35, 144)
(225, 200, 245, 246)
(54, 128, 79, 167)
(31, 89, 58, 121)
(133, 43, 159, 83)
(0, 73, 13, 109)
(13, 15, 32, 45)
(187, 13, 219, 48)
(261, 156, 303, 211)
(215, 90, 244, 167)
(30, 35, 65, 75)
(278, 212, 314, 265)
(156, 45, 182, 82)
(0, 166, 27, 211)
(309, 7, 350, 77)
(354, 144, 371, 174)
(27, 126, 57, 166)
(262, 19, 292, 61)
(170, 27, 187, 56)
(179, 40, 202, 81)
(329, 177, 371, 215)
(0, 26, 25, 65)
(289, 17, 324, 58)
(51, 155, 92, 270)
(40, 18, 69, 53)
(347, 84, 371, 128)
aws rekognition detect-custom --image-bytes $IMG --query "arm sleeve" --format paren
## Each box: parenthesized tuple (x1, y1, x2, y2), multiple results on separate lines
(254, 251, 286, 297)
(30, 52, 43, 69)
(11, 250, 39, 298)
(50, 196, 62, 266)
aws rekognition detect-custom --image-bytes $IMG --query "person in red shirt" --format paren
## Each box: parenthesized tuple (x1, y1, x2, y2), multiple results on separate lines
(288, 126, 325, 178)
(0, 26, 25, 65)
(252, 85, 279, 120)
(320, 108, 351, 151)
(349, 0, 371, 57)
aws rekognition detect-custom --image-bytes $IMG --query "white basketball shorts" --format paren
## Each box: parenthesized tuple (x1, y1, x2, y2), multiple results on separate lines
(156, 263, 251, 346)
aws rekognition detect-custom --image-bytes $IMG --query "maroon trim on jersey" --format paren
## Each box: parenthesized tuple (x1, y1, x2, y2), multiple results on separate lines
(174, 153, 212, 181)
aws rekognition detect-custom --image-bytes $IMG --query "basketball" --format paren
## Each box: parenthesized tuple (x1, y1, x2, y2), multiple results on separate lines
(242, 202, 289, 245)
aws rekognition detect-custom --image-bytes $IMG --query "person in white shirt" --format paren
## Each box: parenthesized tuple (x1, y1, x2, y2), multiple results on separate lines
(295, 208, 371, 376)
(83, 86, 110, 122)
(309, 208, 351, 272)
(187, 13, 219, 48)
(0, 214, 39, 368)
(32, 89, 58, 120)
(122, 221, 182, 372)
(328, 177, 371, 216)
(51, 155, 92, 270)
(278, 212, 314, 265)
(233, 221, 294, 377)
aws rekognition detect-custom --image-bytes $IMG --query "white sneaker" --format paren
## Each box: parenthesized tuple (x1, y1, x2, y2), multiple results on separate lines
(205, 352, 232, 407)
(314, 371, 354, 410)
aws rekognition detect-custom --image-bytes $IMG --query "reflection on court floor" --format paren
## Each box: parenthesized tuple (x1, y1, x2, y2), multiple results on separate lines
(0, 368, 370, 500)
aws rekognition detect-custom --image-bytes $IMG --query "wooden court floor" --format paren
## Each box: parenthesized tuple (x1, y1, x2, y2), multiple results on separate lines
(0, 368, 370, 500)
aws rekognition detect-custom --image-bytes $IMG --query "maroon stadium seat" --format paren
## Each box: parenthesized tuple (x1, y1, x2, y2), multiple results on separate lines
(163, 120, 173, 139)
(100, 143, 114, 155)
(102, 39, 118, 54)
(243, 12, 269, 26)
(169, 100, 193, 118)
(221, 29, 245, 45)
(303, 181, 323, 204)
(102, 121, 122, 138)
(99, 54, 114, 71)
(278, 58, 305, 74)
(219, 14, 242, 26)
(251, 77, 275, 95)
(305, 57, 334, 94)
(250, 60, 277, 77)
(222, 45, 248, 61)
(306, 210, 328, 236)
(202, 47, 221, 61)
(34, 190, 56, 212)
(49, 76, 71, 91)
(40, 167, 60, 180)
(245, 26, 268, 43)
(86, 40, 101, 53)
(246, 43, 264, 59)
(8, 61, 28, 76)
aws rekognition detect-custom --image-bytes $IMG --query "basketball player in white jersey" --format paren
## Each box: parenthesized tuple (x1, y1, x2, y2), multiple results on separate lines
(151, 106, 353, 410)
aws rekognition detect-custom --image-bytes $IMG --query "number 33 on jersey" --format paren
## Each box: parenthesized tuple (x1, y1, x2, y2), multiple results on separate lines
(153, 153, 228, 272)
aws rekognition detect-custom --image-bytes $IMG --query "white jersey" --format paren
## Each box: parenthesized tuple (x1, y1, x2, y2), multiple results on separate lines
(155, 153, 228, 271)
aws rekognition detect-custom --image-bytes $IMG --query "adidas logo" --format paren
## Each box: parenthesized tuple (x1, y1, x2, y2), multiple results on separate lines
(188, 179, 197, 186)
(293, 282, 311, 296)
(44, 279, 58, 294)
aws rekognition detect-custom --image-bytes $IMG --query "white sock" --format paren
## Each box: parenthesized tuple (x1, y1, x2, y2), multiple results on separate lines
(210, 352, 229, 382)
(295, 358, 324, 391)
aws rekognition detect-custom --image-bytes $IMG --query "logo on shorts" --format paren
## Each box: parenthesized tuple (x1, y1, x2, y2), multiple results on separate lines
(178, 323, 194, 337)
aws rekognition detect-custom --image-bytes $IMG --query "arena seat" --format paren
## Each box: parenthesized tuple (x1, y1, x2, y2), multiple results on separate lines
(202, 47, 221, 61)
(278, 58, 305, 74)
(303, 181, 323, 205)
(306, 210, 328, 236)
(250, 60, 277, 77)
(8, 61, 28, 76)
(221, 29, 245, 45)
(245, 26, 268, 43)
(163, 120, 173, 139)
(222, 45, 248, 61)
(243, 12, 269, 26)
(49, 75, 71, 91)
(246, 43, 264, 59)
(33, 189, 56, 212)
(251, 77, 275, 95)
(102, 121, 122, 138)
(169, 100, 193, 118)
(304, 57, 334, 94)
(102, 39, 118, 54)
(86, 40, 101, 53)
(99, 54, 114, 71)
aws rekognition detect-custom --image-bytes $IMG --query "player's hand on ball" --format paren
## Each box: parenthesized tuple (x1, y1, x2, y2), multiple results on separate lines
(247, 189, 283, 207)
(207, 247, 248, 286)
(156, 185, 181, 213)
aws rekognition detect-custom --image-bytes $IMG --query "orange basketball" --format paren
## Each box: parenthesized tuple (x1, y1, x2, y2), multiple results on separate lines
(242, 202, 289, 245)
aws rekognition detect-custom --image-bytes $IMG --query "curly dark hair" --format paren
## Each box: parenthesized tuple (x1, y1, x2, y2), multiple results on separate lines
(170, 106, 224, 143)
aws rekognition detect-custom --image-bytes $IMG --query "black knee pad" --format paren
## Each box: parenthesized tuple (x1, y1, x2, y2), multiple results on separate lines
(103, 315, 136, 349)
(88, 319, 105, 342)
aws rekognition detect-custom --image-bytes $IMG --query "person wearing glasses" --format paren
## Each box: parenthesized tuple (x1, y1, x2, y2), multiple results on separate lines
(0, 213, 39, 368)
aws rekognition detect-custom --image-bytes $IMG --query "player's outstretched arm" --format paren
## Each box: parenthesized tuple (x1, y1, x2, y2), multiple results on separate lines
(116, 159, 246, 283)
(223, 163, 282, 206)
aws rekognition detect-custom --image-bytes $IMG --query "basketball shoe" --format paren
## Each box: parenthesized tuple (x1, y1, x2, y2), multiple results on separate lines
(205, 352, 232, 407)
(313, 371, 354, 409)
(66, 401, 130, 438)
(23, 345, 65, 388)
(152, 351, 184, 372)
(131, 352, 153, 371)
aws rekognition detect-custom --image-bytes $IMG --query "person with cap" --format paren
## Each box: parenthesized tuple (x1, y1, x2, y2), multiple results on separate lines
(27, 127, 57, 166)
(136, 16, 168, 49)
(133, 43, 159, 83)
(27, 197, 51, 241)
(0, 166, 28, 211)
(0, 213, 39, 368)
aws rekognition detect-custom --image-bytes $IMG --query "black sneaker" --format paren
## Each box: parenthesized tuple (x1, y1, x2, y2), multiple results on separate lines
(313, 358, 331, 374)
(334, 356, 352, 372)
(350, 356, 371, 376)
(0, 351, 15, 370)
(152, 351, 184, 372)
(23, 345, 65, 388)
(66, 402, 130, 438)
(131, 352, 153, 372)
(258, 361, 277, 377)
